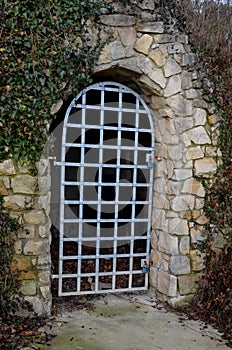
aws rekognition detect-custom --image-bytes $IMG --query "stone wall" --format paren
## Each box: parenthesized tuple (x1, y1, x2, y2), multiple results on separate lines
(94, 0, 221, 305)
(0, 0, 221, 313)
(0, 159, 51, 314)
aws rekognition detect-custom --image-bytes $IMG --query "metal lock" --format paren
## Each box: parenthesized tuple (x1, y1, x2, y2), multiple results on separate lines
(146, 153, 154, 168)
(141, 259, 149, 273)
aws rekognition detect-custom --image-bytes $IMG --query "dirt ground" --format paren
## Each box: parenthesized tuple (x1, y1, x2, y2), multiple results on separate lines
(36, 292, 228, 350)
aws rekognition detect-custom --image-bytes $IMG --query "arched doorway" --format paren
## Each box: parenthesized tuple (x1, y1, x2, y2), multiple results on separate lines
(52, 82, 155, 296)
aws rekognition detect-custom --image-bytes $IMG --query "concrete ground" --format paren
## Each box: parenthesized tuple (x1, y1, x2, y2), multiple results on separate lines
(40, 292, 228, 350)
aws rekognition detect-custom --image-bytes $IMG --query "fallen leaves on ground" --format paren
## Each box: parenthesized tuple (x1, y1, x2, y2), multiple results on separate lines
(0, 314, 55, 350)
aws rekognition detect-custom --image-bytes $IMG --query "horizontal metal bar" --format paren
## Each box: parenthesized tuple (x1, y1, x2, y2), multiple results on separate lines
(62, 218, 149, 223)
(62, 236, 150, 242)
(61, 253, 148, 260)
(60, 162, 152, 169)
(70, 105, 147, 113)
(63, 181, 150, 187)
(56, 286, 147, 296)
(54, 270, 147, 278)
(64, 143, 153, 151)
(63, 200, 150, 205)
(65, 124, 151, 132)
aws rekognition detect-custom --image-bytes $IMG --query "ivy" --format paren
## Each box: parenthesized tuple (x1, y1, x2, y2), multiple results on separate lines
(0, 0, 110, 164)
(0, 197, 20, 316)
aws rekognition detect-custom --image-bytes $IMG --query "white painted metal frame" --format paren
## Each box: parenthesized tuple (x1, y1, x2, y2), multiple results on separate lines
(54, 82, 155, 296)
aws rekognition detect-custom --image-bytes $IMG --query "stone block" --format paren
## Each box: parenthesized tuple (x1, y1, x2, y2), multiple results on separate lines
(179, 236, 190, 255)
(186, 146, 204, 160)
(137, 55, 154, 74)
(0, 179, 8, 195)
(11, 257, 31, 272)
(157, 270, 177, 297)
(37, 159, 49, 177)
(40, 286, 50, 299)
(150, 230, 158, 249)
(190, 250, 205, 271)
(11, 174, 36, 194)
(173, 169, 192, 180)
(2, 176, 10, 188)
(183, 210, 201, 221)
(187, 126, 211, 145)
(174, 117, 194, 133)
(169, 294, 194, 306)
(190, 227, 205, 243)
(137, 0, 155, 10)
(154, 160, 167, 178)
(24, 241, 49, 256)
(208, 114, 221, 125)
(38, 176, 51, 195)
(149, 266, 158, 288)
(149, 47, 167, 67)
(155, 34, 175, 44)
(18, 226, 35, 239)
(164, 75, 182, 97)
(150, 250, 161, 268)
(167, 95, 193, 116)
(167, 42, 185, 54)
(18, 271, 36, 280)
(24, 210, 46, 225)
(20, 280, 37, 296)
(195, 198, 204, 209)
(167, 144, 183, 161)
(167, 180, 183, 196)
(158, 233, 179, 255)
(185, 89, 198, 99)
(38, 271, 50, 284)
(178, 274, 199, 295)
(169, 256, 191, 275)
(171, 195, 195, 212)
(152, 209, 167, 231)
(193, 99, 208, 109)
(194, 158, 217, 176)
(181, 71, 192, 89)
(0, 160, 16, 175)
(118, 27, 137, 46)
(153, 194, 169, 209)
(15, 240, 22, 254)
(169, 218, 189, 236)
(153, 178, 166, 193)
(39, 223, 50, 238)
(148, 70, 166, 88)
(137, 22, 164, 33)
(194, 108, 207, 126)
(4, 195, 26, 211)
(25, 296, 44, 315)
(182, 178, 205, 197)
(135, 34, 153, 54)
(100, 15, 135, 27)
(98, 45, 111, 64)
(119, 58, 142, 74)
(164, 58, 182, 77)
(196, 214, 209, 225)
(181, 53, 198, 66)
(110, 41, 125, 60)
(139, 75, 162, 95)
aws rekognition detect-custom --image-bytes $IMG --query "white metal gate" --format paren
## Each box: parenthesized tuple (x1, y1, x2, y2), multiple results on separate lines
(55, 82, 155, 296)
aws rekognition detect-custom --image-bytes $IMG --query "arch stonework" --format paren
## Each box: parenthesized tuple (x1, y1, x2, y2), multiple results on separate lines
(0, 1, 220, 314)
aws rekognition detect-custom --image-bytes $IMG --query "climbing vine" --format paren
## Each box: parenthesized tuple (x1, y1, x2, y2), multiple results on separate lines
(0, 197, 20, 316)
(0, 0, 111, 164)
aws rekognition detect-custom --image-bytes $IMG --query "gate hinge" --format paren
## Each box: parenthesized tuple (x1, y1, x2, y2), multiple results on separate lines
(48, 156, 62, 166)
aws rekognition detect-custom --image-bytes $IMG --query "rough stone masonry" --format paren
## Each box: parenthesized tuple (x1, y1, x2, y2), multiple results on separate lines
(0, 0, 221, 314)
